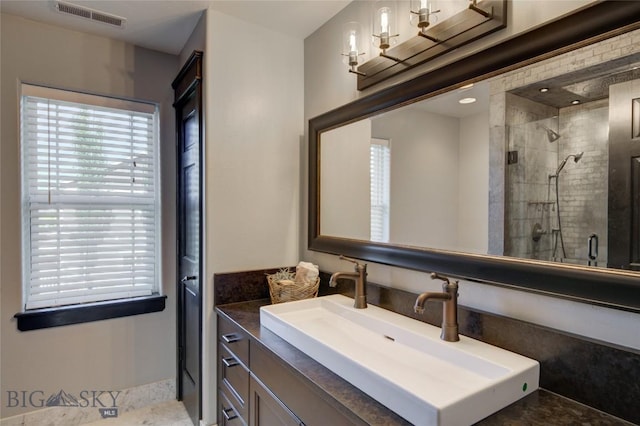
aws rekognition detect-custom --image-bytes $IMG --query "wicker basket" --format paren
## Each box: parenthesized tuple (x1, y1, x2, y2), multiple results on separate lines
(267, 275, 320, 304)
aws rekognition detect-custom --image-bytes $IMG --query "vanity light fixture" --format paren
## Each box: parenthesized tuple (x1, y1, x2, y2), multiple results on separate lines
(342, 21, 366, 76)
(459, 97, 477, 104)
(355, 0, 506, 90)
(411, 0, 441, 42)
(372, 1, 400, 59)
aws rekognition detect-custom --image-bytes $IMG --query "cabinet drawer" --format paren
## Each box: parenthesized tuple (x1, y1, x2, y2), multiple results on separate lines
(219, 315, 249, 366)
(220, 388, 247, 426)
(220, 343, 249, 420)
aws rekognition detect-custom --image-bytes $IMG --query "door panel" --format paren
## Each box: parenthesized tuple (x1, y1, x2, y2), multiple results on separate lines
(250, 376, 300, 426)
(184, 285, 200, 383)
(183, 117, 200, 262)
(173, 51, 203, 426)
(608, 79, 640, 270)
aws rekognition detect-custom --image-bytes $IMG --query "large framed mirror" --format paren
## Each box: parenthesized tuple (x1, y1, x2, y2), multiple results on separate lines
(309, 1, 640, 312)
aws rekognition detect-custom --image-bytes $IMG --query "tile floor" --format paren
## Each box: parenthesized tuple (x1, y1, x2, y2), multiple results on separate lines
(84, 400, 192, 426)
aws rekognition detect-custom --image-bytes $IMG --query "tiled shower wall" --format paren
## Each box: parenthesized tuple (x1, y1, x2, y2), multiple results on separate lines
(503, 94, 557, 260)
(557, 100, 609, 263)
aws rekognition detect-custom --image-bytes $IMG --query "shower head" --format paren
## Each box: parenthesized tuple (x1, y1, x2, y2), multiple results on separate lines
(539, 124, 561, 143)
(554, 151, 584, 176)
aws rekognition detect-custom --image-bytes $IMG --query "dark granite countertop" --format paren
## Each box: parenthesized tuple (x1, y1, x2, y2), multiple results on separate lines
(216, 299, 633, 426)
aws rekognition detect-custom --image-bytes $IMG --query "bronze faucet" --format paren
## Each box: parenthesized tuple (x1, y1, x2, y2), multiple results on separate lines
(414, 273, 459, 342)
(329, 255, 367, 309)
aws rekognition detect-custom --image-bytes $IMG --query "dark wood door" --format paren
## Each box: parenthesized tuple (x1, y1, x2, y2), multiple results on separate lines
(608, 79, 640, 271)
(173, 51, 203, 425)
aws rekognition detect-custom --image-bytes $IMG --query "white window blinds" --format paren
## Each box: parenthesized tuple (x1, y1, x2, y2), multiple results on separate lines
(21, 85, 160, 310)
(370, 138, 390, 243)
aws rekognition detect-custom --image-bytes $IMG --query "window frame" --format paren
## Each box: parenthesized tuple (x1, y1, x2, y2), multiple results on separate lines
(15, 84, 165, 330)
(370, 138, 391, 243)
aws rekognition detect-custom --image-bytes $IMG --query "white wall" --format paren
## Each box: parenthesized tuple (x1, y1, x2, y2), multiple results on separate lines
(458, 111, 490, 254)
(320, 120, 371, 240)
(0, 13, 178, 418)
(202, 8, 304, 425)
(303, 0, 640, 351)
(372, 108, 460, 249)
(179, 11, 206, 66)
(207, 9, 303, 272)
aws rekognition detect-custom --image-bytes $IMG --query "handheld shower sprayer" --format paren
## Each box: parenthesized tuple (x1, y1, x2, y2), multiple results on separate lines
(550, 151, 584, 260)
(554, 151, 584, 176)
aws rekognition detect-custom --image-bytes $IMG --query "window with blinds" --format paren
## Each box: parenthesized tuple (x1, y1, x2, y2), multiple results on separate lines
(370, 138, 390, 243)
(20, 84, 160, 310)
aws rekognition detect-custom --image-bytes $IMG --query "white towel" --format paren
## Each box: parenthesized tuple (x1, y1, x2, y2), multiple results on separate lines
(295, 261, 319, 284)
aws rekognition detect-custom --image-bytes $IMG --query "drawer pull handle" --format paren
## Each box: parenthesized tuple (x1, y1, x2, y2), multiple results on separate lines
(222, 357, 239, 368)
(222, 333, 241, 344)
(222, 407, 237, 420)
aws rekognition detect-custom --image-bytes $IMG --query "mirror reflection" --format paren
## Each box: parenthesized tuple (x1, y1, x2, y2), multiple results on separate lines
(321, 82, 489, 255)
(319, 38, 640, 271)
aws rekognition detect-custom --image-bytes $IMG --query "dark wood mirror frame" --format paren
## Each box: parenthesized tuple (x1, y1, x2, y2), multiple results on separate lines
(309, 1, 640, 313)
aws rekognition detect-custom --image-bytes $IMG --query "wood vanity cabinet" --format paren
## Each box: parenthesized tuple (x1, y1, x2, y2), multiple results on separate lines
(217, 314, 359, 426)
(218, 314, 301, 426)
(218, 315, 250, 425)
(250, 375, 301, 426)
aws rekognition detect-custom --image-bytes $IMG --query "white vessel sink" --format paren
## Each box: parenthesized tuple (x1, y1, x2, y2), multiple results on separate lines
(260, 294, 539, 426)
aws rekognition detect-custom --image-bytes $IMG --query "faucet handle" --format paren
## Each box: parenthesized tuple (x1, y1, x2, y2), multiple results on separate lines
(339, 255, 367, 269)
(431, 272, 458, 290)
(430, 272, 451, 283)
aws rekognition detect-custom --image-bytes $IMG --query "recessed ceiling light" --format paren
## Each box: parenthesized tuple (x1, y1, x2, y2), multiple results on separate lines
(460, 83, 474, 90)
(571, 100, 581, 105)
(539, 88, 549, 93)
(459, 97, 476, 104)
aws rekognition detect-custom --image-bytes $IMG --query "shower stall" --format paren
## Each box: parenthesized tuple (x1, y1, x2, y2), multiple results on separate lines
(504, 108, 609, 266)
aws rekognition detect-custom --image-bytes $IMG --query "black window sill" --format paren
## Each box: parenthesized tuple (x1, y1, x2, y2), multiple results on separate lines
(14, 294, 167, 331)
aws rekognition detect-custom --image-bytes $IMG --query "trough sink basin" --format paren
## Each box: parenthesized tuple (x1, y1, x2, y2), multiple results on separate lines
(260, 294, 539, 426)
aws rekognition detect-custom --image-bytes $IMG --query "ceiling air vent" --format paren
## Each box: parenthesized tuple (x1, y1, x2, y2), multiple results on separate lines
(55, 1, 126, 28)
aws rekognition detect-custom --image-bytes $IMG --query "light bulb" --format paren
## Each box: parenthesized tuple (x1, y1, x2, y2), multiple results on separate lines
(380, 10, 389, 34)
(420, 0, 428, 10)
(349, 32, 357, 53)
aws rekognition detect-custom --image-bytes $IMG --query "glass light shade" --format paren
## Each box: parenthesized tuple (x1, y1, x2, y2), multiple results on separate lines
(342, 21, 364, 68)
(410, 0, 435, 28)
(411, 0, 430, 14)
(372, 1, 397, 51)
(410, 0, 440, 30)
